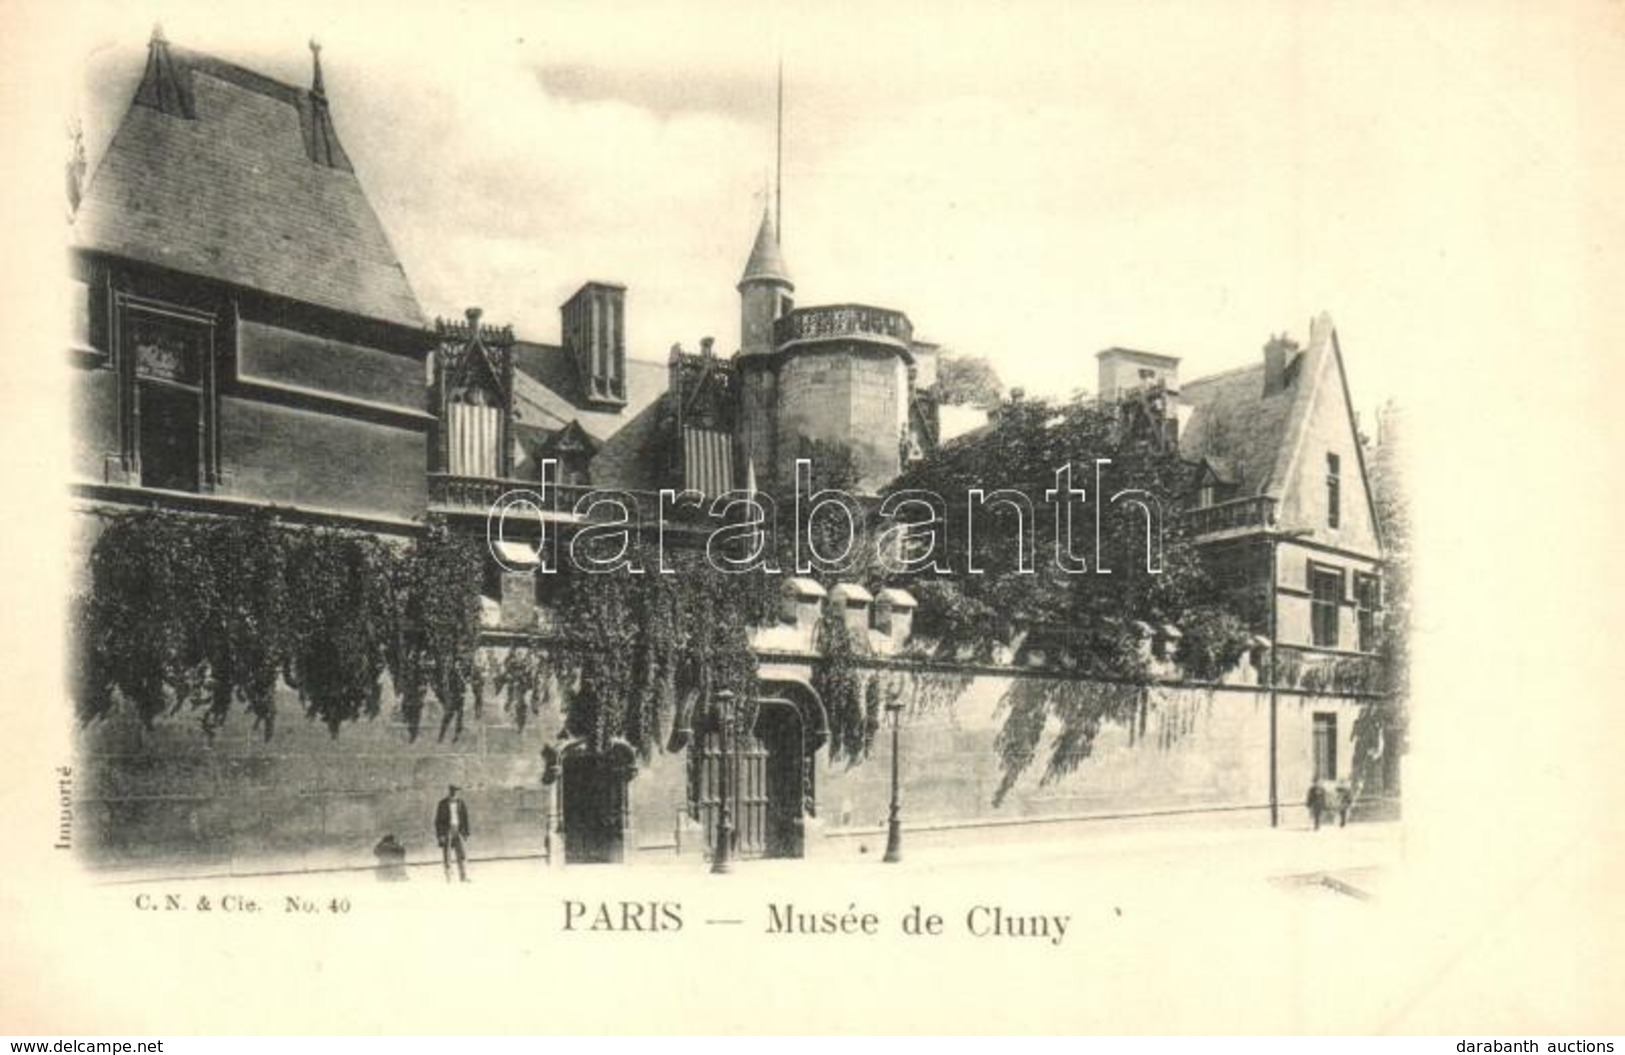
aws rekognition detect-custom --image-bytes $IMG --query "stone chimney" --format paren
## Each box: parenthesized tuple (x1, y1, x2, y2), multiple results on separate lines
(561, 281, 628, 409)
(1263, 334, 1302, 396)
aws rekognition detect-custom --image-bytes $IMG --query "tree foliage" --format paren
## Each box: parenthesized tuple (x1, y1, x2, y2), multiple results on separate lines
(879, 393, 1231, 791)
(1352, 406, 1410, 790)
(933, 352, 1005, 408)
(1175, 605, 1254, 683)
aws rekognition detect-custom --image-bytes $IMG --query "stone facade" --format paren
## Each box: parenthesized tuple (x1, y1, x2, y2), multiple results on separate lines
(771, 343, 909, 491)
(67, 35, 1394, 875)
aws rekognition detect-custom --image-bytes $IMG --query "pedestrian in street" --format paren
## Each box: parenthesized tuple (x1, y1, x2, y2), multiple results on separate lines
(1336, 783, 1353, 828)
(435, 784, 472, 882)
(1306, 781, 1326, 831)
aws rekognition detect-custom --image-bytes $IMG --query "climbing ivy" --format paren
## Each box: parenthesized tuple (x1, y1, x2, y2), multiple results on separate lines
(1175, 605, 1254, 683)
(499, 544, 780, 759)
(385, 522, 486, 741)
(75, 510, 483, 740)
(991, 675, 1145, 806)
(814, 604, 871, 766)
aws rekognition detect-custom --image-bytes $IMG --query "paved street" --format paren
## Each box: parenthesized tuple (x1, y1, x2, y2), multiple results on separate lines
(99, 812, 1402, 896)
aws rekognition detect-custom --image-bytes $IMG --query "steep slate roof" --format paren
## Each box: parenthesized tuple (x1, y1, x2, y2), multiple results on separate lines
(509, 343, 667, 445)
(73, 38, 425, 329)
(738, 208, 792, 288)
(1178, 315, 1335, 500)
(1178, 365, 1292, 497)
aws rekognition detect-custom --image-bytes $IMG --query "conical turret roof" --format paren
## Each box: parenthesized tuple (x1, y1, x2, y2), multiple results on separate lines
(738, 207, 793, 289)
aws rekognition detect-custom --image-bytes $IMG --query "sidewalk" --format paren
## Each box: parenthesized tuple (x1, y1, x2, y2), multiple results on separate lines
(93, 812, 1404, 898)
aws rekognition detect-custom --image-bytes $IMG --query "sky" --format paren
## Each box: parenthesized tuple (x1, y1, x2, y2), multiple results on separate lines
(61, 0, 1611, 429)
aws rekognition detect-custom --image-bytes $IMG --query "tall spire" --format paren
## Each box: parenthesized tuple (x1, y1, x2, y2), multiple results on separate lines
(134, 23, 194, 119)
(305, 37, 349, 170)
(309, 37, 326, 97)
(738, 206, 792, 290)
(775, 54, 784, 241)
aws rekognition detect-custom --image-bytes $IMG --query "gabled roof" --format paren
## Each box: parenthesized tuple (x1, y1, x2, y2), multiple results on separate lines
(539, 419, 598, 455)
(1193, 454, 1238, 486)
(1178, 363, 1297, 497)
(73, 35, 425, 329)
(738, 207, 792, 289)
(1179, 313, 1379, 547)
(509, 342, 666, 445)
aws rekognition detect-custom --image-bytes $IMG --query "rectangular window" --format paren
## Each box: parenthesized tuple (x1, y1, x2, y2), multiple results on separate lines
(1310, 563, 1343, 648)
(1313, 712, 1338, 781)
(447, 400, 502, 478)
(1355, 573, 1381, 652)
(120, 299, 215, 493)
(138, 383, 202, 492)
(1326, 452, 1341, 529)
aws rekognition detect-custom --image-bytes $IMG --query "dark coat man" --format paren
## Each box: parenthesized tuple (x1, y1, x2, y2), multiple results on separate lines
(434, 785, 472, 882)
(1306, 781, 1327, 831)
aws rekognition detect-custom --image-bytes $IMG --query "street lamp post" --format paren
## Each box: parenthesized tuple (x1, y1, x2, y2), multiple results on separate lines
(1268, 530, 1280, 829)
(711, 689, 736, 875)
(1267, 525, 1315, 829)
(882, 700, 903, 863)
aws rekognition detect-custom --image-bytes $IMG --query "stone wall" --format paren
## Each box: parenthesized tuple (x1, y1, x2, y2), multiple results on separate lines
(621, 673, 1365, 858)
(737, 362, 778, 489)
(75, 660, 1370, 874)
(73, 573, 1376, 874)
(76, 685, 551, 875)
(774, 343, 907, 492)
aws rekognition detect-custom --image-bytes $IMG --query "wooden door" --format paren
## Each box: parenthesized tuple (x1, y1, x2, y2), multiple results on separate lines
(562, 754, 629, 863)
(696, 729, 767, 859)
(694, 703, 805, 859)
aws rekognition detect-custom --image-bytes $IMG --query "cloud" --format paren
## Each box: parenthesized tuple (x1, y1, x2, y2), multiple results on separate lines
(534, 63, 774, 125)
(71, 0, 1592, 425)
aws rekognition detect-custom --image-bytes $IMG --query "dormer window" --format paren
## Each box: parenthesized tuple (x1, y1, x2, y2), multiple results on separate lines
(1193, 460, 1236, 509)
(435, 308, 514, 481)
(447, 388, 502, 478)
(539, 421, 597, 492)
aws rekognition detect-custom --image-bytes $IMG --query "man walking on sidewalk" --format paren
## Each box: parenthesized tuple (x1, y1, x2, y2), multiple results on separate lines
(435, 785, 472, 882)
(1306, 781, 1326, 831)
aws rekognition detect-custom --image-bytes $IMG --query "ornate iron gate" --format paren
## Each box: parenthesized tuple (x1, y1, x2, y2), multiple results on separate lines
(692, 699, 811, 860)
(696, 729, 769, 858)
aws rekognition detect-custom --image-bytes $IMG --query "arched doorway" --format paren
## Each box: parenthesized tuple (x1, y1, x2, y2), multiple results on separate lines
(692, 678, 827, 860)
(555, 739, 636, 864)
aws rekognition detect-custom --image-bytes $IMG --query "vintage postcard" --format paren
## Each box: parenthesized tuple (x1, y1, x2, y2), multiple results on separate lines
(0, 0, 1620, 1037)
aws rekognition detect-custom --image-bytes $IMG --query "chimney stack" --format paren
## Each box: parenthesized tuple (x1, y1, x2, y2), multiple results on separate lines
(561, 282, 628, 409)
(1262, 334, 1301, 396)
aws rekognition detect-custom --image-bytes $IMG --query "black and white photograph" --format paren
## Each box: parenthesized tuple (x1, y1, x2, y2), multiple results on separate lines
(0, 0, 1620, 1039)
